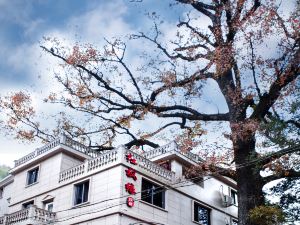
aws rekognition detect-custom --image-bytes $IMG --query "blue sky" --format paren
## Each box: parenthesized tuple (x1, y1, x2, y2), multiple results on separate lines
(0, 0, 190, 166)
(0, 0, 296, 167)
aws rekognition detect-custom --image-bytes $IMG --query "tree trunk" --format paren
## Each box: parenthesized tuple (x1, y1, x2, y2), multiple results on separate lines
(234, 134, 264, 225)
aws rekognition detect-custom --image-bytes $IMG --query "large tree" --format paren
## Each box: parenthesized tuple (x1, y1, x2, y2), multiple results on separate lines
(0, 0, 300, 224)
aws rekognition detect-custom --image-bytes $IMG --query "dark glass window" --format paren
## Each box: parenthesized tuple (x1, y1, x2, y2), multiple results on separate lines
(231, 189, 238, 205)
(0, 187, 3, 199)
(232, 219, 238, 225)
(141, 179, 165, 208)
(22, 200, 34, 209)
(27, 167, 39, 185)
(193, 202, 210, 225)
(74, 180, 89, 205)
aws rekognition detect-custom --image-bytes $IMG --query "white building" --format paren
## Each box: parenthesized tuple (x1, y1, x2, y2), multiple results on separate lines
(0, 135, 238, 225)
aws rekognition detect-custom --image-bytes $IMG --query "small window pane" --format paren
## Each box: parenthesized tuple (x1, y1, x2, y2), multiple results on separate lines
(74, 180, 89, 205)
(194, 202, 210, 225)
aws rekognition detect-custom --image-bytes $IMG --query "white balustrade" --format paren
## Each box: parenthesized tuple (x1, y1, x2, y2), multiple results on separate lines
(142, 141, 201, 163)
(1, 206, 56, 225)
(126, 150, 175, 182)
(59, 163, 85, 182)
(14, 135, 103, 168)
(58, 147, 175, 183)
(87, 150, 118, 171)
(59, 149, 118, 182)
(4, 208, 29, 224)
(32, 206, 56, 223)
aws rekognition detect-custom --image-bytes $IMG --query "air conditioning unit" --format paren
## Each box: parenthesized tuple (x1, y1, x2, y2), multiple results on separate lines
(222, 195, 234, 207)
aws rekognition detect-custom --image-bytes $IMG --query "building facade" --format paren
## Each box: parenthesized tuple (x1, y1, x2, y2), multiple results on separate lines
(0, 135, 238, 225)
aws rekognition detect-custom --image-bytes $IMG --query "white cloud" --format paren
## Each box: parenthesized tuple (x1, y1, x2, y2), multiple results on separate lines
(0, 0, 136, 166)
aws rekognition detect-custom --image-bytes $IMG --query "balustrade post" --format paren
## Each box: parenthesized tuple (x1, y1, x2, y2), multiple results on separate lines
(60, 134, 66, 144)
(84, 160, 89, 174)
(28, 205, 36, 223)
(117, 145, 126, 164)
(3, 214, 7, 225)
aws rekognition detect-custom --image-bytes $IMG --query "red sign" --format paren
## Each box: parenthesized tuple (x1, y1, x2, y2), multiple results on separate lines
(125, 183, 136, 194)
(127, 197, 135, 207)
(125, 153, 138, 165)
(125, 168, 137, 181)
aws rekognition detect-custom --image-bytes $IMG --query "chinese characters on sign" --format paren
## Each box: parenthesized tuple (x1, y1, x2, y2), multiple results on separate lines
(125, 153, 138, 207)
(125, 168, 137, 181)
(126, 153, 138, 165)
(125, 183, 136, 194)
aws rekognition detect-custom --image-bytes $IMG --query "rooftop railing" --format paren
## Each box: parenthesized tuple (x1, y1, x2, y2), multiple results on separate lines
(126, 149, 175, 181)
(58, 147, 175, 183)
(142, 141, 202, 163)
(14, 135, 102, 168)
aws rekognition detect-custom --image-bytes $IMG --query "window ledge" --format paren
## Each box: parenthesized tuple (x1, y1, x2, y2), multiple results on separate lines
(192, 220, 209, 225)
(139, 200, 168, 212)
(25, 181, 39, 188)
(72, 201, 90, 209)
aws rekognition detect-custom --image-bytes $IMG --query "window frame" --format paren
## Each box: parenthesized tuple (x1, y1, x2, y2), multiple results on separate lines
(229, 188, 238, 206)
(43, 198, 54, 212)
(140, 178, 166, 209)
(44, 202, 54, 212)
(26, 165, 40, 187)
(73, 179, 90, 206)
(192, 200, 211, 225)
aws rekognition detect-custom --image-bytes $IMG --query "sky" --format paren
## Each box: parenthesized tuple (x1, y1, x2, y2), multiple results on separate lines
(0, 0, 297, 167)
(0, 0, 192, 167)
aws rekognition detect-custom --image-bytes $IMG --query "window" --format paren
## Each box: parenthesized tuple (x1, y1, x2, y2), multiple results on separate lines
(43, 199, 54, 212)
(27, 167, 39, 185)
(231, 219, 238, 225)
(141, 179, 165, 208)
(230, 189, 238, 205)
(74, 180, 89, 205)
(44, 202, 53, 212)
(22, 200, 34, 209)
(0, 187, 3, 199)
(193, 202, 210, 225)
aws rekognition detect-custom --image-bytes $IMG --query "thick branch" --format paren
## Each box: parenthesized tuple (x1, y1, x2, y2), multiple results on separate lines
(177, 0, 216, 21)
(263, 169, 300, 184)
(259, 144, 300, 167)
(125, 139, 159, 149)
(251, 48, 300, 119)
(157, 112, 230, 121)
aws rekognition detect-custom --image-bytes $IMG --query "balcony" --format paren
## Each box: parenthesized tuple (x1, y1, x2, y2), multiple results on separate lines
(14, 135, 102, 168)
(58, 147, 175, 184)
(0, 205, 56, 225)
